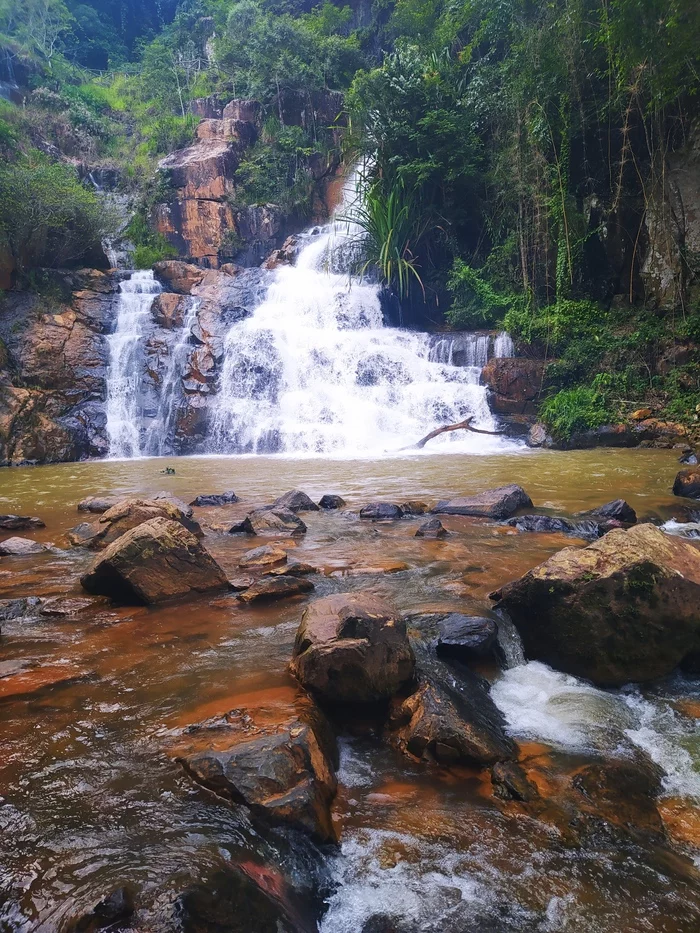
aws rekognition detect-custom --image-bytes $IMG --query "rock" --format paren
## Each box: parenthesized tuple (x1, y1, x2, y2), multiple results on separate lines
(151, 292, 189, 329)
(229, 508, 307, 537)
(674, 467, 700, 499)
(67, 886, 135, 932)
(77, 496, 121, 513)
(81, 517, 229, 605)
(318, 494, 346, 510)
(577, 498, 637, 525)
(272, 490, 320, 513)
(359, 502, 404, 521)
(0, 596, 42, 621)
(238, 576, 314, 604)
(506, 514, 575, 534)
(0, 515, 45, 530)
(39, 597, 98, 617)
(152, 491, 196, 519)
(69, 497, 202, 550)
(572, 757, 664, 839)
(436, 614, 499, 660)
(490, 523, 700, 685)
(491, 761, 539, 802)
(262, 235, 299, 270)
(266, 560, 317, 577)
(239, 545, 288, 570)
(190, 490, 239, 506)
(0, 536, 47, 556)
(526, 423, 553, 448)
(153, 260, 205, 294)
(400, 501, 428, 516)
(679, 450, 698, 465)
(222, 99, 262, 123)
(389, 677, 515, 767)
(174, 693, 337, 841)
(432, 484, 532, 520)
(329, 560, 409, 577)
(631, 408, 653, 421)
(415, 518, 448, 538)
(481, 357, 545, 415)
(290, 594, 415, 704)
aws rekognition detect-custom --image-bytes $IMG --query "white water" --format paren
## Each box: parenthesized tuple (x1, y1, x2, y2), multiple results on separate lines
(106, 270, 161, 458)
(210, 176, 515, 456)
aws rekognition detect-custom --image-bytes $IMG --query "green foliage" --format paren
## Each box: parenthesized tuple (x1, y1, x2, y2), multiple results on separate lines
(233, 135, 315, 217)
(446, 259, 526, 329)
(540, 385, 614, 440)
(125, 211, 176, 269)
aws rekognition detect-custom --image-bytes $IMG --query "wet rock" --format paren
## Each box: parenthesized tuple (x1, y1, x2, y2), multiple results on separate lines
(389, 676, 515, 767)
(359, 502, 404, 521)
(674, 466, 700, 499)
(526, 423, 553, 448)
(577, 498, 637, 525)
(572, 757, 665, 839)
(190, 490, 239, 506)
(67, 885, 135, 932)
(175, 694, 337, 841)
(153, 260, 205, 294)
(0, 596, 42, 621)
(290, 594, 415, 704)
(77, 495, 122, 513)
(318, 494, 346, 510)
(152, 491, 196, 519)
(329, 560, 409, 577)
(481, 357, 545, 415)
(505, 514, 575, 534)
(266, 560, 317, 577)
(229, 508, 307, 537)
(0, 662, 90, 701)
(491, 760, 539, 802)
(0, 536, 47, 556)
(272, 490, 320, 513)
(239, 545, 288, 570)
(491, 523, 700, 685)
(238, 575, 314, 604)
(400, 501, 428, 516)
(0, 514, 45, 530)
(69, 497, 202, 550)
(38, 597, 98, 617)
(415, 518, 448, 539)
(679, 450, 698, 465)
(81, 517, 229, 605)
(436, 614, 498, 661)
(432, 484, 532, 520)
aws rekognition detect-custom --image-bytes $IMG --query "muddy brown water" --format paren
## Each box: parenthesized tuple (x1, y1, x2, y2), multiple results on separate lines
(1, 448, 699, 932)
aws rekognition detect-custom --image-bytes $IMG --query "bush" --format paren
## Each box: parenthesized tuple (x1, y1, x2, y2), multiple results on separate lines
(447, 259, 526, 329)
(539, 385, 614, 440)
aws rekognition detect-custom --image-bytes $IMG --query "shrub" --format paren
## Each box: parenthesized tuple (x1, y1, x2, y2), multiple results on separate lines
(540, 385, 614, 440)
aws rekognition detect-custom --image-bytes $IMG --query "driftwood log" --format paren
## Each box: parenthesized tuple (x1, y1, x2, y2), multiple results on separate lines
(405, 417, 504, 450)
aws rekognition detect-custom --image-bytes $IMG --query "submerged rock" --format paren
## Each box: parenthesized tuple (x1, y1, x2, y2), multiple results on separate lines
(400, 501, 428, 516)
(415, 518, 448, 538)
(229, 508, 307, 537)
(238, 575, 314, 604)
(436, 614, 498, 661)
(77, 495, 122, 513)
(491, 523, 700, 685)
(0, 514, 45, 530)
(505, 514, 575, 534)
(239, 545, 288, 570)
(674, 466, 700, 499)
(0, 536, 47, 556)
(66, 886, 135, 932)
(576, 498, 637, 525)
(272, 490, 320, 513)
(318, 494, 346, 510)
(359, 502, 404, 521)
(68, 497, 202, 550)
(81, 517, 228, 605)
(432, 484, 532, 520)
(190, 490, 240, 506)
(0, 596, 42, 621)
(290, 594, 415, 704)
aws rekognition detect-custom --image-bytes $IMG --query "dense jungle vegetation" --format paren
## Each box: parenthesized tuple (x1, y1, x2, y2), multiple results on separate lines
(1, 0, 699, 438)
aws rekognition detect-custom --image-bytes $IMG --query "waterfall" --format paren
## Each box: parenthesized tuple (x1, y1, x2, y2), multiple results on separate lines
(106, 270, 161, 458)
(493, 609, 526, 668)
(209, 178, 517, 456)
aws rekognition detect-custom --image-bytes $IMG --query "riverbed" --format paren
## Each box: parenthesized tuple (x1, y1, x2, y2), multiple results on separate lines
(1, 447, 699, 932)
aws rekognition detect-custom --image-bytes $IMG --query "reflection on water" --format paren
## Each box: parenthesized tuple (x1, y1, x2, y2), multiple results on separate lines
(1, 448, 699, 931)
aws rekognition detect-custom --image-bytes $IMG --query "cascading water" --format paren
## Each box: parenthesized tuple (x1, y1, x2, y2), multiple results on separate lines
(105, 270, 161, 458)
(210, 177, 515, 456)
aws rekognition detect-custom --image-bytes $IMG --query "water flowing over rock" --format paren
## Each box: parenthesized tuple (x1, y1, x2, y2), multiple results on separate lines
(490, 523, 700, 685)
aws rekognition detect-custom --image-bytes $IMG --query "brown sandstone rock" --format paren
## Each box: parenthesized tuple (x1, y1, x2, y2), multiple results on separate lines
(222, 99, 262, 123)
(151, 292, 189, 329)
(229, 508, 307, 537)
(68, 497, 202, 549)
(239, 545, 288, 570)
(674, 466, 700, 499)
(152, 261, 205, 295)
(290, 594, 415, 704)
(159, 141, 238, 200)
(481, 357, 544, 415)
(491, 523, 700, 685)
(238, 575, 314, 604)
(77, 496, 122, 513)
(80, 517, 228, 604)
(433, 484, 532, 520)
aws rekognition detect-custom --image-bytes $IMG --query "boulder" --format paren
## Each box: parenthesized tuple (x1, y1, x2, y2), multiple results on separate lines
(174, 693, 337, 841)
(239, 545, 288, 570)
(190, 490, 239, 506)
(290, 594, 415, 704)
(432, 484, 532, 520)
(80, 517, 228, 605)
(359, 502, 404, 521)
(0, 536, 47, 556)
(481, 357, 545, 415)
(415, 518, 448, 539)
(400, 501, 428, 516)
(576, 498, 637, 525)
(151, 292, 189, 329)
(152, 260, 205, 295)
(0, 515, 45, 530)
(674, 467, 700, 499)
(490, 523, 700, 685)
(77, 496, 122, 513)
(491, 761, 539, 802)
(68, 497, 202, 550)
(679, 450, 698, 465)
(526, 423, 553, 448)
(229, 508, 307, 537)
(389, 676, 515, 767)
(272, 490, 320, 513)
(238, 576, 314, 604)
(0, 596, 42, 621)
(152, 491, 196, 518)
(436, 615, 499, 661)
(318, 494, 346, 510)
(506, 514, 575, 534)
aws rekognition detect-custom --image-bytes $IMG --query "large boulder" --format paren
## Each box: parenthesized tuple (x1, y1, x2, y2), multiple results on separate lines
(0, 536, 47, 556)
(80, 518, 228, 605)
(674, 467, 700, 499)
(481, 357, 545, 415)
(68, 497, 201, 549)
(229, 508, 307, 537)
(290, 595, 415, 704)
(272, 490, 320, 513)
(174, 693, 337, 841)
(576, 498, 637, 525)
(490, 523, 700, 685)
(432, 484, 532, 520)
(436, 614, 499, 661)
(318, 494, 346, 510)
(359, 502, 404, 521)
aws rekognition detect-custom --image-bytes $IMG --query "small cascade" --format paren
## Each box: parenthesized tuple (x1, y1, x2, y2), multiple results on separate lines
(146, 299, 200, 456)
(105, 270, 161, 458)
(493, 609, 526, 668)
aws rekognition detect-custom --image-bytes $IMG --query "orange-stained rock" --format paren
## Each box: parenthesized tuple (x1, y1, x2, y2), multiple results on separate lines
(154, 198, 237, 267)
(0, 662, 89, 702)
(658, 797, 700, 852)
(630, 408, 653, 421)
(151, 292, 189, 328)
(68, 497, 201, 549)
(152, 260, 206, 294)
(481, 357, 545, 415)
(158, 140, 238, 200)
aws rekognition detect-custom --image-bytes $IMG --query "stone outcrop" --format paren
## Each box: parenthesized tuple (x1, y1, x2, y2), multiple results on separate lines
(190, 490, 239, 506)
(491, 523, 700, 685)
(80, 517, 228, 604)
(433, 484, 532, 520)
(674, 466, 700, 499)
(290, 594, 415, 704)
(77, 496, 122, 513)
(435, 615, 499, 660)
(68, 497, 201, 549)
(481, 357, 544, 415)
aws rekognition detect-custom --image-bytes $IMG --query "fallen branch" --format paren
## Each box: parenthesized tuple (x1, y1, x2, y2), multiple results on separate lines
(404, 417, 504, 450)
